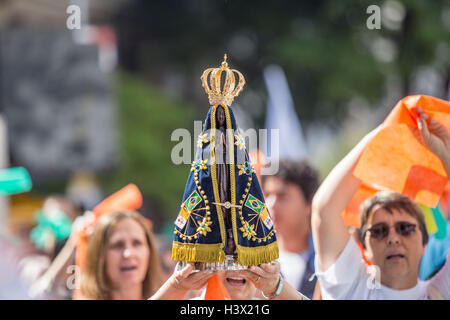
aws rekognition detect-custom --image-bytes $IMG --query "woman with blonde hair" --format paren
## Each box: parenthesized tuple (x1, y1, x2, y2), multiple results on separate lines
(80, 210, 164, 299)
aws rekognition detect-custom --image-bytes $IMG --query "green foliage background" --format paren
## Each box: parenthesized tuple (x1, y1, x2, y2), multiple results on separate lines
(101, 73, 195, 221)
(33, 0, 450, 224)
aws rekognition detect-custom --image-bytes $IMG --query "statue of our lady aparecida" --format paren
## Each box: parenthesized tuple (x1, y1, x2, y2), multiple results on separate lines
(172, 55, 279, 271)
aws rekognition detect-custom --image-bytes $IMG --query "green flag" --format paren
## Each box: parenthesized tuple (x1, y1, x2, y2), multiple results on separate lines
(184, 190, 202, 212)
(245, 194, 264, 214)
(0, 167, 32, 195)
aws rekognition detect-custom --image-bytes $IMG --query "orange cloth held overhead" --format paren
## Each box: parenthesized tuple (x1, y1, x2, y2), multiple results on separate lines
(343, 95, 450, 227)
(249, 149, 267, 182)
(342, 184, 378, 228)
(204, 274, 231, 300)
(440, 182, 450, 220)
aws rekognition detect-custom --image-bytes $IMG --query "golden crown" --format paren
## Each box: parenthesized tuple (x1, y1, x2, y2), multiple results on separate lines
(200, 54, 246, 106)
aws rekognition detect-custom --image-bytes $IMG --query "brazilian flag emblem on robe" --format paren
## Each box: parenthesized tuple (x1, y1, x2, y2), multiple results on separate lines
(175, 191, 202, 229)
(245, 194, 264, 212)
(245, 194, 273, 229)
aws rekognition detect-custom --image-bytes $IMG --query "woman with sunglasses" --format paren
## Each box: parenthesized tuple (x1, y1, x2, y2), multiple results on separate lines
(310, 108, 450, 299)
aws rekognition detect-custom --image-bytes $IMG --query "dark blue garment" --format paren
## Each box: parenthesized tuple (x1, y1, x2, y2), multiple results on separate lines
(298, 233, 316, 299)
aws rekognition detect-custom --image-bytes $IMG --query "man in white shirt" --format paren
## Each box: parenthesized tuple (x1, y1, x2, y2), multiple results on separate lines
(262, 160, 319, 298)
(311, 108, 450, 299)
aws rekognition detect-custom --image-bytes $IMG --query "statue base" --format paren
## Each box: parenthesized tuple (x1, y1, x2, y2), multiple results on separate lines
(176, 255, 248, 272)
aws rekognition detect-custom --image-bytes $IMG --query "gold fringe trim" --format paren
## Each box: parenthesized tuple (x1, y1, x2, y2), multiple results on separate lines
(172, 242, 226, 263)
(236, 241, 279, 266)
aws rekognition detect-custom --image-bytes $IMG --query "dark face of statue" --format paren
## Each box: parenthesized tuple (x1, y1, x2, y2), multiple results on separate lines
(217, 106, 225, 127)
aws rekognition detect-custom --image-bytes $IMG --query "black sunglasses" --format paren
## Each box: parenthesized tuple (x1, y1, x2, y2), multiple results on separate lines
(363, 221, 417, 240)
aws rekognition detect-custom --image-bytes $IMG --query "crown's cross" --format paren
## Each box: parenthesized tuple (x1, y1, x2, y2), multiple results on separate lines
(201, 54, 245, 106)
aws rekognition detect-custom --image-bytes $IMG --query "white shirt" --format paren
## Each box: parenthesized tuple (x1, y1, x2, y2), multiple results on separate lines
(315, 237, 450, 300)
(190, 286, 260, 300)
(279, 250, 309, 290)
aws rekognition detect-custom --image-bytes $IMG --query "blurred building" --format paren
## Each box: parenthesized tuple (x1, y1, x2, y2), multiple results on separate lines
(0, 0, 121, 228)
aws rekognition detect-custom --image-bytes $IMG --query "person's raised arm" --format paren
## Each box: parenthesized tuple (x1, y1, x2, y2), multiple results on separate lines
(416, 108, 450, 177)
(149, 263, 215, 300)
(311, 126, 381, 272)
(416, 108, 450, 300)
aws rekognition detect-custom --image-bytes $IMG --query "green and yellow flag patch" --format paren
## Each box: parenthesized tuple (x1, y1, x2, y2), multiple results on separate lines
(245, 194, 264, 213)
(245, 194, 273, 229)
(185, 190, 202, 212)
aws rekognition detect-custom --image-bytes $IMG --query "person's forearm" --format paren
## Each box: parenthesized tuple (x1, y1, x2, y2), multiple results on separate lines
(432, 146, 450, 178)
(149, 277, 188, 300)
(312, 128, 378, 214)
(271, 280, 305, 300)
(441, 154, 450, 179)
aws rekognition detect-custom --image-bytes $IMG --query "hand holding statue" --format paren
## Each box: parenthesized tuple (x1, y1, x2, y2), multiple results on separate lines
(170, 263, 217, 291)
(236, 262, 281, 297)
(150, 262, 216, 300)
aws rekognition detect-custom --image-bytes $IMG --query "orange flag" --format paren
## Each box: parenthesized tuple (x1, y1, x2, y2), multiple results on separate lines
(249, 149, 267, 183)
(343, 95, 450, 227)
(440, 182, 450, 220)
(91, 183, 143, 220)
(342, 184, 378, 228)
(73, 183, 143, 299)
(204, 274, 231, 300)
